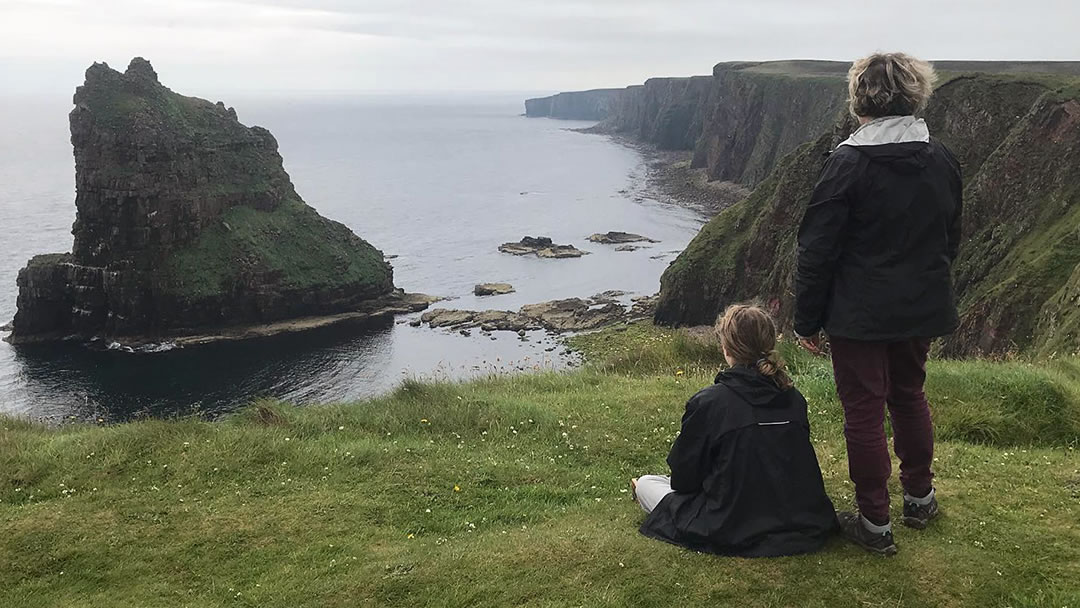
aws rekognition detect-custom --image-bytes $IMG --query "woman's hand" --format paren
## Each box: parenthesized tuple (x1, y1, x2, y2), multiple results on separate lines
(798, 332, 825, 356)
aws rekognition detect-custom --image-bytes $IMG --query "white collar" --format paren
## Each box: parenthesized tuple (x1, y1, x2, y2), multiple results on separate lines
(839, 115, 930, 148)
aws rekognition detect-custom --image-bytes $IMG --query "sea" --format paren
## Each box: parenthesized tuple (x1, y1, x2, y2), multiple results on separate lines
(0, 93, 705, 423)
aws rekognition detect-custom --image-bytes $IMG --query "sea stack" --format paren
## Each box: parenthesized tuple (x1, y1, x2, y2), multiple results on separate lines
(8, 58, 416, 344)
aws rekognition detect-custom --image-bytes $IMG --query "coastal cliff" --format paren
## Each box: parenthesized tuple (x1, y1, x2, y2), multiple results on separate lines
(654, 73, 1080, 357)
(9, 58, 413, 344)
(571, 62, 852, 185)
(539, 60, 1080, 188)
(600, 76, 713, 150)
(524, 89, 622, 120)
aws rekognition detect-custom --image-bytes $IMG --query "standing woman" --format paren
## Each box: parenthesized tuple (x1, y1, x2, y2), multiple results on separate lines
(794, 52, 962, 556)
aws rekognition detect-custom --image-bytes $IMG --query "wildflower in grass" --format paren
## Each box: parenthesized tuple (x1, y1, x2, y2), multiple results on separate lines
(407, 533, 415, 539)
(675, 370, 685, 376)
(454, 484, 461, 492)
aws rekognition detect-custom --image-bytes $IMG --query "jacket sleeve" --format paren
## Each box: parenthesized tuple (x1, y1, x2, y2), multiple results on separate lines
(794, 149, 859, 337)
(666, 394, 713, 493)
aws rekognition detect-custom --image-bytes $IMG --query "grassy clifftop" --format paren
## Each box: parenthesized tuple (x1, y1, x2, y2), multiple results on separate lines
(656, 72, 1080, 357)
(2, 323, 1078, 607)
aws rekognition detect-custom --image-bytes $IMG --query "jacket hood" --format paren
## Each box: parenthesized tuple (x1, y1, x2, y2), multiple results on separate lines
(837, 115, 931, 172)
(840, 115, 929, 147)
(714, 365, 787, 408)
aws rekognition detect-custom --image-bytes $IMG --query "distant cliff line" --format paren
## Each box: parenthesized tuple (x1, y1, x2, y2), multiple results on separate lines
(527, 60, 1080, 188)
(524, 88, 623, 120)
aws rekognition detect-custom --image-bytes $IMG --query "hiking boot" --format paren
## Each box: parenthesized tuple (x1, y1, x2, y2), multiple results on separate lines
(836, 511, 898, 556)
(903, 493, 939, 529)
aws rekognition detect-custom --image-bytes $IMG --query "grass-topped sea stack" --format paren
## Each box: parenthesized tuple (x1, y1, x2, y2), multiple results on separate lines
(8, 58, 422, 344)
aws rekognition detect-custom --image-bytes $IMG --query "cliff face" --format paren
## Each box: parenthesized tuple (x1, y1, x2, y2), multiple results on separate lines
(524, 89, 622, 120)
(601, 76, 713, 150)
(580, 63, 849, 186)
(691, 63, 848, 186)
(10, 58, 397, 343)
(534, 60, 1080, 187)
(654, 74, 1080, 357)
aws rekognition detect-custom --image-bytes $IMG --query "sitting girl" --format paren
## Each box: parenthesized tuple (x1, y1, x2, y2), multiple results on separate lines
(633, 304, 836, 557)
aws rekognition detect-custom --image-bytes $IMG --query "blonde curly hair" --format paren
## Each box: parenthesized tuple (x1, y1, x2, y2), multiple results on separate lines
(848, 52, 937, 118)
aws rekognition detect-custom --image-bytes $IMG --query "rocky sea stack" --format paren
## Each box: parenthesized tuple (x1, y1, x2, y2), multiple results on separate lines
(8, 58, 420, 344)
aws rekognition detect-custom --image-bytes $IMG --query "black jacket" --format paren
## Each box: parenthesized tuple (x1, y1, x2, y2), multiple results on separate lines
(794, 133, 963, 341)
(639, 367, 836, 557)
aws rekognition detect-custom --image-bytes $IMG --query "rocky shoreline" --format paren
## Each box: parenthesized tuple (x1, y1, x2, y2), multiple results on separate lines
(586, 131, 750, 218)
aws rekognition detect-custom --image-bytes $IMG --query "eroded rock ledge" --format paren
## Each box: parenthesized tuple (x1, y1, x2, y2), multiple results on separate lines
(418, 294, 658, 334)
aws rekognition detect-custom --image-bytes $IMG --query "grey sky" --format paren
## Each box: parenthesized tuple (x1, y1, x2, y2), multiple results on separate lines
(2, 0, 1079, 97)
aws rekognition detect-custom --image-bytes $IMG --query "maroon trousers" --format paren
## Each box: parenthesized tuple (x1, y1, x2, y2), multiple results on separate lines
(830, 337, 935, 525)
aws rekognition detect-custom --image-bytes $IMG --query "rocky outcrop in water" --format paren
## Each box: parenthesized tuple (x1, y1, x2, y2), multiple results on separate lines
(588, 231, 658, 244)
(8, 58, 420, 345)
(420, 293, 656, 334)
(474, 283, 515, 296)
(498, 237, 588, 258)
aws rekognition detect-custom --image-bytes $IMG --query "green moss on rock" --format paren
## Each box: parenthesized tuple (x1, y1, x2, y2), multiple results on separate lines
(163, 199, 391, 300)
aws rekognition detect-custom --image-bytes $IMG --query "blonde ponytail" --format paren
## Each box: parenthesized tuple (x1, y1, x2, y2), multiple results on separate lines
(716, 305, 795, 390)
(755, 349, 794, 390)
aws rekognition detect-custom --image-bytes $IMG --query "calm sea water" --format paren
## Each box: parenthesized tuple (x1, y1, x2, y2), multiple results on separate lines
(0, 94, 704, 422)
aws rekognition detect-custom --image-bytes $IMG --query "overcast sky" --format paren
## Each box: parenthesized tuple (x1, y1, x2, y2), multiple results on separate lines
(2, 0, 1079, 98)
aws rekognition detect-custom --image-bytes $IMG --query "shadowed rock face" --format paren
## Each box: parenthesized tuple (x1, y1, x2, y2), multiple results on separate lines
(68, 57, 297, 267)
(10, 58, 397, 343)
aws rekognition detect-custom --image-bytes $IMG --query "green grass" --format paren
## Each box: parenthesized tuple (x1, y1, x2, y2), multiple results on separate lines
(164, 199, 392, 300)
(2, 323, 1079, 607)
